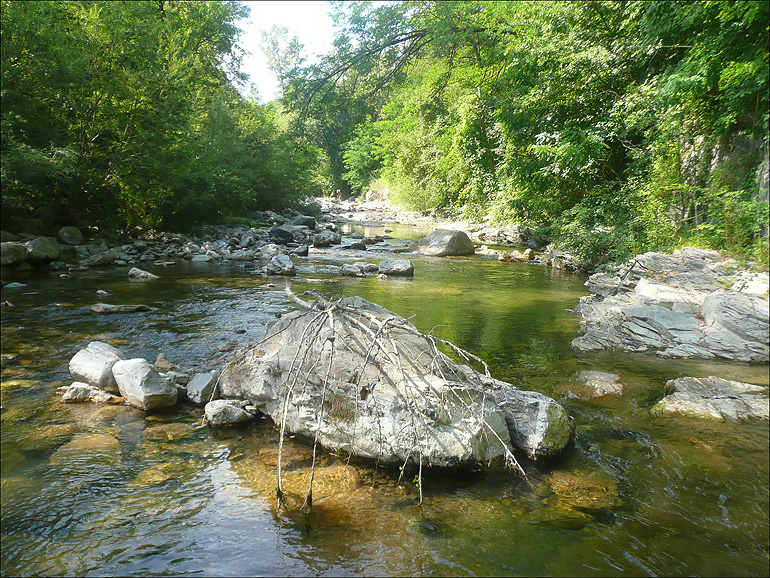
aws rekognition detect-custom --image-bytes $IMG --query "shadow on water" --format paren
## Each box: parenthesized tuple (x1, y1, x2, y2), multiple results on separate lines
(1, 245, 768, 576)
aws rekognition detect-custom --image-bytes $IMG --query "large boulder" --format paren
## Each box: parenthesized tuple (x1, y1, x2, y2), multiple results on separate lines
(69, 341, 125, 392)
(219, 293, 571, 466)
(291, 215, 316, 229)
(112, 358, 178, 410)
(417, 229, 475, 256)
(1, 242, 28, 266)
(57, 226, 84, 246)
(24, 236, 60, 263)
(312, 229, 341, 247)
(268, 227, 295, 245)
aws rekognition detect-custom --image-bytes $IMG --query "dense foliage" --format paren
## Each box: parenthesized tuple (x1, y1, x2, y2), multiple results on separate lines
(2, 1, 767, 267)
(1, 0, 321, 231)
(289, 0, 768, 267)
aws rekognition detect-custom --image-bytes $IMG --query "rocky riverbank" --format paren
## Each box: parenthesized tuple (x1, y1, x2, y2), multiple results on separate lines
(572, 247, 769, 363)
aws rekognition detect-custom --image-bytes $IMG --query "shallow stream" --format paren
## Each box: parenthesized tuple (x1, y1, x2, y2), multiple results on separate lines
(1, 225, 768, 576)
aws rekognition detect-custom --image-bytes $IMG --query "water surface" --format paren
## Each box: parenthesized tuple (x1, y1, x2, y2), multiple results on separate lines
(1, 236, 768, 576)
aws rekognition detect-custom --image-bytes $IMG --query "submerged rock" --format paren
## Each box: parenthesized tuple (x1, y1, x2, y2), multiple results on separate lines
(60, 382, 123, 404)
(652, 376, 769, 421)
(417, 229, 475, 257)
(576, 371, 623, 397)
(219, 292, 571, 466)
(90, 303, 153, 314)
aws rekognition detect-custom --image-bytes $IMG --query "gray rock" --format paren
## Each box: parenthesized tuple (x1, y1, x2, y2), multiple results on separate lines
(576, 371, 623, 397)
(340, 264, 365, 277)
(191, 254, 214, 263)
(341, 240, 367, 250)
(572, 248, 769, 362)
(378, 259, 414, 277)
(90, 303, 152, 314)
(263, 254, 296, 276)
(3, 282, 26, 289)
(204, 399, 253, 426)
(219, 294, 571, 466)
(354, 262, 380, 273)
(128, 267, 158, 280)
(417, 229, 475, 256)
(312, 229, 341, 247)
(653, 376, 768, 421)
(186, 371, 217, 406)
(61, 382, 122, 403)
(84, 249, 119, 266)
(292, 215, 316, 229)
(24, 237, 60, 263)
(57, 226, 83, 246)
(1, 242, 29, 266)
(112, 358, 178, 410)
(69, 341, 125, 392)
(269, 227, 295, 244)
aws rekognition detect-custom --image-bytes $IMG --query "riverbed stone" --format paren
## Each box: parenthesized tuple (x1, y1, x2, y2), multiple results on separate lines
(186, 371, 218, 405)
(340, 264, 365, 277)
(61, 382, 123, 404)
(90, 303, 153, 314)
(378, 259, 414, 277)
(112, 358, 178, 411)
(417, 229, 475, 256)
(69, 341, 125, 392)
(269, 226, 295, 244)
(24, 236, 60, 263)
(128, 267, 158, 280)
(57, 226, 83, 245)
(572, 248, 769, 362)
(652, 376, 769, 421)
(312, 229, 341, 247)
(263, 254, 296, 276)
(1, 242, 28, 266)
(204, 399, 253, 426)
(576, 371, 623, 397)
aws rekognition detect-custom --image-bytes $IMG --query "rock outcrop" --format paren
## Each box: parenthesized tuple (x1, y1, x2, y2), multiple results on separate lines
(219, 291, 572, 466)
(572, 248, 769, 362)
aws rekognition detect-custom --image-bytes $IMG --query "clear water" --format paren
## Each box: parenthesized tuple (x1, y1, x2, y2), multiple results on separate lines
(1, 232, 768, 576)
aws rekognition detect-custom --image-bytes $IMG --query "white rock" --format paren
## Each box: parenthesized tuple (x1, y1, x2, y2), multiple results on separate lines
(112, 358, 177, 410)
(69, 341, 125, 392)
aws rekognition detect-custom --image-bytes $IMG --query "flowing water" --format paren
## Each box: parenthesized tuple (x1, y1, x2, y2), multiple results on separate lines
(1, 225, 768, 577)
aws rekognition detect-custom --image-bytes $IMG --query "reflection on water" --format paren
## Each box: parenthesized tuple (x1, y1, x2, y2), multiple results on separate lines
(1, 241, 768, 576)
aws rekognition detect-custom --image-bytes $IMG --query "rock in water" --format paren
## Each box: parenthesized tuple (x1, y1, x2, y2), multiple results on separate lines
(90, 303, 153, 314)
(417, 229, 475, 256)
(653, 376, 769, 421)
(204, 399, 253, 426)
(69, 341, 125, 392)
(112, 358, 177, 410)
(378, 259, 414, 277)
(186, 371, 217, 405)
(219, 292, 571, 466)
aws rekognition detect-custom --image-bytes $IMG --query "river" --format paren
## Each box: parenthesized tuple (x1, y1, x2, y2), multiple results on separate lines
(1, 223, 768, 576)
